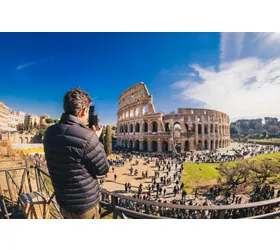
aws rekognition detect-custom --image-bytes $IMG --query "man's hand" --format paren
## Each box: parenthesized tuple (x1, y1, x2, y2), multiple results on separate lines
(92, 125, 102, 138)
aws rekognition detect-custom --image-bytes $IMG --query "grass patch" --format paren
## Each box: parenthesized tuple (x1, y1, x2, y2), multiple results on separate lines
(183, 152, 280, 192)
(248, 139, 280, 144)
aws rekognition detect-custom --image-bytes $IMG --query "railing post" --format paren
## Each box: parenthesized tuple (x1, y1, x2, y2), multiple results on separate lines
(5, 171, 14, 205)
(219, 209, 226, 219)
(111, 195, 118, 219)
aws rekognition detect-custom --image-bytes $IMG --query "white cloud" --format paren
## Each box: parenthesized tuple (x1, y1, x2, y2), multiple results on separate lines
(171, 32, 280, 120)
(171, 57, 280, 118)
(17, 61, 38, 70)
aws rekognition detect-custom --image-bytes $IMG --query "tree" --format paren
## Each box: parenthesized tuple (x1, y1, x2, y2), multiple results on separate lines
(269, 125, 279, 135)
(99, 130, 105, 145)
(16, 123, 25, 132)
(255, 123, 263, 133)
(230, 125, 239, 135)
(105, 125, 112, 155)
(45, 118, 54, 124)
(248, 159, 280, 185)
(217, 162, 250, 190)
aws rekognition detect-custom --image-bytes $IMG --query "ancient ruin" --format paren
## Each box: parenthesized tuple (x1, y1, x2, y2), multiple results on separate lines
(116, 82, 230, 153)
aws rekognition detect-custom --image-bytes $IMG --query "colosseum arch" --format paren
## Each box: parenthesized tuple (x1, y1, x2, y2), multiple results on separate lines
(135, 140, 140, 151)
(151, 121, 158, 132)
(25, 137, 29, 143)
(129, 124, 133, 133)
(151, 141, 158, 152)
(210, 140, 214, 150)
(215, 140, 218, 149)
(219, 140, 222, 148)
(19, 137, 23, 144)
(185, 123, 189, 131)
(184, 141, 190, 151)
(197, 140, 203, 150)
(125, 124, 128, 133)
(204, 124, 208, 134)
(129, 140, 133, 148)
(143, 122, 148, 132)
(198, 124, 202, 134)
(165, 123, 171, 131)
(204, 140, 208, 150)
(215, 124, 218, 133)
(173, 122, 182, 130)
(162, 141, 168, 152)
(135, 123, 140, 132)
(143, 140, 148, 152)
(210, 124, 214, 133)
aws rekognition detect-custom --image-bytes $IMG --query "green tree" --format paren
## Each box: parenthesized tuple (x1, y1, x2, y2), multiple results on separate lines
(269, 125, 279, 135)
(16, 123, 25, 132)
(99, 130, 105, 145)
(105, 125, 112, 155)
(45, 118, 54, 124)
(217, 162, 250, 190)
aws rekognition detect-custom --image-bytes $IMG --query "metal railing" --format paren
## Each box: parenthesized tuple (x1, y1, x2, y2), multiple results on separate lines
(1, 159, 280, 219)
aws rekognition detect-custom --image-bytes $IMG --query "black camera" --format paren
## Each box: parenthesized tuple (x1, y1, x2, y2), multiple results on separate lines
(88, 105, 99, 128)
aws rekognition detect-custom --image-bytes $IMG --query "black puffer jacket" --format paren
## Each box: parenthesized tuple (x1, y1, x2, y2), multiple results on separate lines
(43, 113, 109, 214)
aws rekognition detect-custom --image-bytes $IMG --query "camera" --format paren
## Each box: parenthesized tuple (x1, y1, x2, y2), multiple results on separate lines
(88, 105, 99, 128)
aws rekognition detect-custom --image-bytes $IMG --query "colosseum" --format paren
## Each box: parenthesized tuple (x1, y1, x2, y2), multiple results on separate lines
(116, 82, 230, 153)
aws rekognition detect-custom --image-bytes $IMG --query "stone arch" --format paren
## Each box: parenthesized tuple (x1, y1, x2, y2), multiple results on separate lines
(204, 124, 208, 134)
(173, 122, 182, 131)
(125, 124, 128, 133)
(143, 140, 148, 152)
(162, 141, 168, 152)
(135, 123, 140, 132)
(135, 140, 140, 151)
(185, 124, 189, 131)
(151, 141, 158, 152)
(25, 137, 29, 143)
(198, 124, 202, 134)
(197, 140, 203, 150)
(215, 124, 218, 133)
(219, 140, 222, 148)
(19, 137, 23, 144)
(210, 124, 214, 133)
(124, 140, 128, 148)
(210, 140, 214, 150)
(204, 140, 208, 150)
(151, 121, 158, 132)
(215, 140, 218, 149)
(143, 122, 148, 132)
(129, 124, 133, 133)
(129, 140, 133, 149)
(184, 141, 190, 151)
(165, 123, 171, 131)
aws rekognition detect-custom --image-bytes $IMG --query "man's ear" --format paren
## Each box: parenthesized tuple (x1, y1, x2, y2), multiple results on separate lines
(79, 107, 86, 117)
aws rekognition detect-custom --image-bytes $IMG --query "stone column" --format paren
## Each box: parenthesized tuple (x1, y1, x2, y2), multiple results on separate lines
(148, 138, 152, 152)
(157, 139, 162, 153)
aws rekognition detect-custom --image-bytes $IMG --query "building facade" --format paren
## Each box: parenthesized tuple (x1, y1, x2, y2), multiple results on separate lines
(0, 102, 10, 131)
(8, 111, 27, 131)
(116, 82, 230, 153)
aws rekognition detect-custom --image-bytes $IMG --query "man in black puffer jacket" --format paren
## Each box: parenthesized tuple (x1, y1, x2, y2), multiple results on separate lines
(43, 87, 109, 219)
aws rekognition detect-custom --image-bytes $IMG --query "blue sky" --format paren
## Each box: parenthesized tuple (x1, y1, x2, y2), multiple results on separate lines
(0, 32, 279, 124)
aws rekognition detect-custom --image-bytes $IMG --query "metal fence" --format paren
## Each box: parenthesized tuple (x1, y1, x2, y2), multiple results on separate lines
(1, 159, 280, 219)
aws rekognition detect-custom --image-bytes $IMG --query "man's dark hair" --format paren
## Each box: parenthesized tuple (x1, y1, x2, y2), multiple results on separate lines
(63, 87, 92, 116)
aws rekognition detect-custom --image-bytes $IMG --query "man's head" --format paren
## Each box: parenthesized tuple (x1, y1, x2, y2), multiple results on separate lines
(63, 87, 92, 125)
